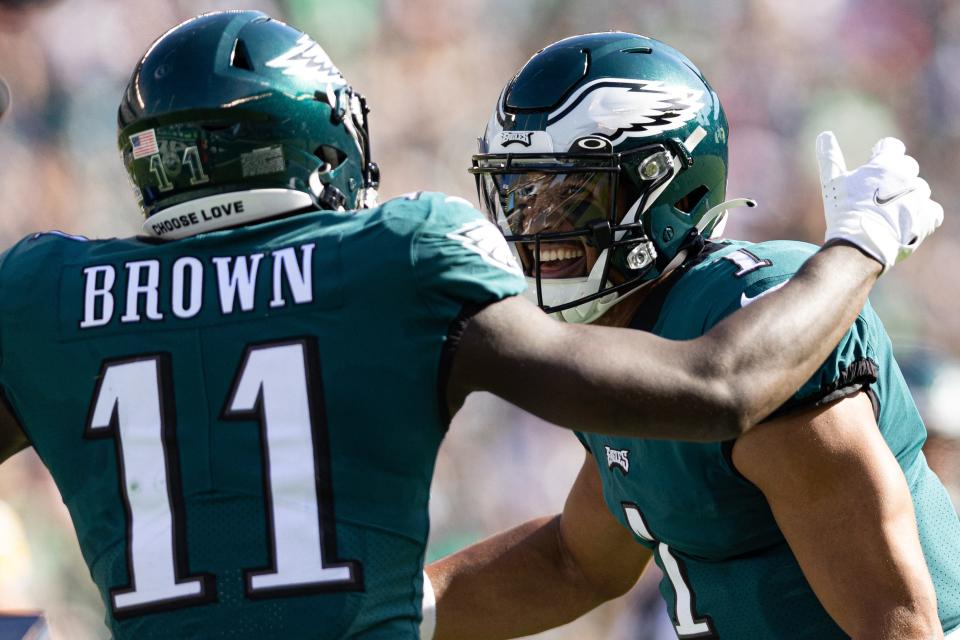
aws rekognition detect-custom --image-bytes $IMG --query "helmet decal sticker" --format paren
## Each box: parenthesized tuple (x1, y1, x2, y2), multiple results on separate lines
(574, 136, 613, 151)
(266, 34, 344, 85)
(498, 131, 535, 148)
(545, 79, 704, 146)
(241, 146, 286, 178)
(131, 129, 159, 159)
(683, 126, 708, 152)
(446, 219, 524, 277)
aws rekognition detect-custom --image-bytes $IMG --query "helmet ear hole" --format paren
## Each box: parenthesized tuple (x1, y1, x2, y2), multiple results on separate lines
(230, 39, 255, 71)
(675, 185, 709, 213)
(315, 145, 347, 170)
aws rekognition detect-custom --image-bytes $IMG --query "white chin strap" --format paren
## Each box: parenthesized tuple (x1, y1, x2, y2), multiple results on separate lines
(143, 189, 316, 240)
(557, 284, 621, 323)
(697, 197, 756, 238)
(524, 247, 614, 323)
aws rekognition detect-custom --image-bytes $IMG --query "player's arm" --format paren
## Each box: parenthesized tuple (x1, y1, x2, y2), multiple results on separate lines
(0, 393, 29, 463)
(448, 241, 881, 441)
(448, 134, 942, 441)
(732, 392, 942, 640)
(428, 452, 651, 640)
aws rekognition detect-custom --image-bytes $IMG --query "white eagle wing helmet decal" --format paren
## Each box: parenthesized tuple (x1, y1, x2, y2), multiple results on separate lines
(266, 34, 344, 85)
(545, 79, 704, 147)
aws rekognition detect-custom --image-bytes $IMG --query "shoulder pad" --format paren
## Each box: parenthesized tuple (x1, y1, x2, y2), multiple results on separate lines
(29, 230, 91, 243)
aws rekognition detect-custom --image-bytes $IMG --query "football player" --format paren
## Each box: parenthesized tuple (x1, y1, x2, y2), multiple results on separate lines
(427, 33, 960, 640)
(0, 15, 942, 640)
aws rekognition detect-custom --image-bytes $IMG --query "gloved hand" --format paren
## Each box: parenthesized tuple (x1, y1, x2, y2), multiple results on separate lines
(817, 131, 943, 272)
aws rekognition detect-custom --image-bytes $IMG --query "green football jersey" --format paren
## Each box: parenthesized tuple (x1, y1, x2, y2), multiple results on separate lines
(578, 240, 960, 639)
(0, 192, 525, 639)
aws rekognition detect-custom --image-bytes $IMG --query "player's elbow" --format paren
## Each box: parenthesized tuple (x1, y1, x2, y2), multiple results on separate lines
(849, 605, 941, 640)
(653, 382, 749, 442)
(554, 524, 636, 607)
(590, 570, 637, 603)
(669, 343, 753, 442)
(560, 552, 636, 605)
(679, 362, 751, 441)
(704, 378, 752, 441)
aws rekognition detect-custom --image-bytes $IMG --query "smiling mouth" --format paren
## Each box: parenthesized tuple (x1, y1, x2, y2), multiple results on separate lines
(521, 241, 589, 278)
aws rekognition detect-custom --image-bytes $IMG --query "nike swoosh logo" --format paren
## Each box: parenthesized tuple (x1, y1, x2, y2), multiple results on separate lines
(874, 186, 916, 206)
(740, 280, 789, 307)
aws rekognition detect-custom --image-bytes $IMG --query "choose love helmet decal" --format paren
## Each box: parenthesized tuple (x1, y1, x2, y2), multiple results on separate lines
(118, 11, 379, 239)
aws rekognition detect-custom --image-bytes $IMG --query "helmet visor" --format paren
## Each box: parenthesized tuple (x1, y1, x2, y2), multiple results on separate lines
(478, 167, 615, 278)
(483, 169, 615, 236)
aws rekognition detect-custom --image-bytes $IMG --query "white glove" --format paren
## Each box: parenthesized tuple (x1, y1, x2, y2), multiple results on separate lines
(817, 131, 943, 272)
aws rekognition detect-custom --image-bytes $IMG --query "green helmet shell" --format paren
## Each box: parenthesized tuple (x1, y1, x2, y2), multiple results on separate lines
(118, 11, 379, 239)
(473, 32, 730, 322)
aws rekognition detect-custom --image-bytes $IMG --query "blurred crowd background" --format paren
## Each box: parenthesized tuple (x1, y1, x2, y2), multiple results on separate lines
(0, 0, 958, 638)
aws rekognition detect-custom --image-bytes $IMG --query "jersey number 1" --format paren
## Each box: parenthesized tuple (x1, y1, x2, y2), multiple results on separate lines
(86, 339, 362, 617)
(622, 502, 717, 639)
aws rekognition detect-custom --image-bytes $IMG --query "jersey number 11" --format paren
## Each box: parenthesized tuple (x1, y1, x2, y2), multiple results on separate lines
(86, 338, 362, 617)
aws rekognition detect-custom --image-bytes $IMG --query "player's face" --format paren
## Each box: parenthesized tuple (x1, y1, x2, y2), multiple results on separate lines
(494, 170, 615, 279)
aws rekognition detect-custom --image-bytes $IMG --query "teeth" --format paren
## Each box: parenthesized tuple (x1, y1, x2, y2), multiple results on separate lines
(540, 247, 585, 262)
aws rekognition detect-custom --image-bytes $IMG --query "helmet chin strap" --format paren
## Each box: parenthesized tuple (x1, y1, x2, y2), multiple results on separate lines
(560, 167, 683, 323)
(558, 244, 694, 323)
(614, 153, 682, 239)
(558, 187, 669, 324)
(361, 187, 379, 209)
(696, 197, 757, 235)
(558, 197, 757, 324)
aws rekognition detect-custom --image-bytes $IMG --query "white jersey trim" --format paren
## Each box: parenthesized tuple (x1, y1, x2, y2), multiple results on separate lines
(420, 570, 436, 640)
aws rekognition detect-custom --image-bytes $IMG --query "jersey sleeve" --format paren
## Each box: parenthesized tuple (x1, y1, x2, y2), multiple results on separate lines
(774, 311, 880, 416)
(574, 430, 593, 453)
(411, 193, 527, 317)
(697, 242, 880, 419)
(0, 236, 32, 372)
(0, 234, 65, 447)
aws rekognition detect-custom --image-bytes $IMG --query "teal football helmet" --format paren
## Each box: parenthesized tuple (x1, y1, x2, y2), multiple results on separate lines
(118, 11, 379, 239)
(472, 32, 750, 323)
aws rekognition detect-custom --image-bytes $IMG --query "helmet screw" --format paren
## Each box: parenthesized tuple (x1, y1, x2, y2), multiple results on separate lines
(662, 227, 675, 243)
(626, 241, 658, 270)
(348, 177, 357, 190)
